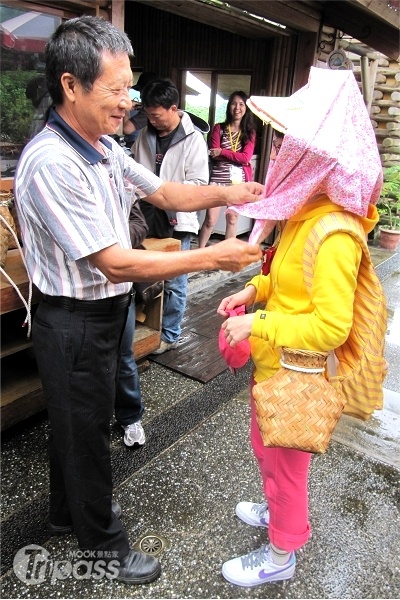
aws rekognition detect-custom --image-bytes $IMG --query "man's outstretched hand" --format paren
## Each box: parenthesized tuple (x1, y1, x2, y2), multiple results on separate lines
(225, 182, 264, 206)
(210, 238, 262, 272)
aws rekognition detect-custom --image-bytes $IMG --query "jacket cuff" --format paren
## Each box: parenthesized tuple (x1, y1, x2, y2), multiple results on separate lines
(251, 309, 270, 340)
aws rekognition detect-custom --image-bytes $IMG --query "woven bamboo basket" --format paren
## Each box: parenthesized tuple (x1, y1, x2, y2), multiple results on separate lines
(0, 222, 10, 268)
(252, 347, 346, 454)
(0, 191, 18, 268)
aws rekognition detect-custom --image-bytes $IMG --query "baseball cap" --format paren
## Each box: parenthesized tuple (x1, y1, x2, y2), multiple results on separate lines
(218, 305, 251, 373)
(132, 72, 158, 91)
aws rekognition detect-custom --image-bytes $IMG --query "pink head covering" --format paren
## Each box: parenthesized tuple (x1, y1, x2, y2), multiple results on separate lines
(229, 67, 383, 243)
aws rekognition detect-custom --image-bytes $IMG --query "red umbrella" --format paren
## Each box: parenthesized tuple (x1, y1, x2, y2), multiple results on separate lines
(0, 11, 61, 53)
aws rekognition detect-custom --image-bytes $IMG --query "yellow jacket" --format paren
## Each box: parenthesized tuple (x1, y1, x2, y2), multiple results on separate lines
(248, 196, 379, 382)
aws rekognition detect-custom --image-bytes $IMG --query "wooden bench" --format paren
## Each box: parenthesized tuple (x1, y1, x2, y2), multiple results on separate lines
(0, 238, 180, 431)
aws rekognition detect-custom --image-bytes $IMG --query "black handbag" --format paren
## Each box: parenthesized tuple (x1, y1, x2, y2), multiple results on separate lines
(132, 243, 164, 305)
(139, 200, 176, 239)
(132, 279, 163, 305)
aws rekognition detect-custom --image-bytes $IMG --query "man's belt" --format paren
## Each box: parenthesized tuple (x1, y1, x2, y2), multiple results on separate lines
(42, 292, 132, 312)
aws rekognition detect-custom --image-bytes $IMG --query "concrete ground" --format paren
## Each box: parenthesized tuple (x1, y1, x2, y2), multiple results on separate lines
(1, 241, 399, 599)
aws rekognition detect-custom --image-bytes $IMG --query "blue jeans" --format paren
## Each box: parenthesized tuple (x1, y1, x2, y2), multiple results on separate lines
(115, 300, 144, 426)
(162, 234, 191, 344)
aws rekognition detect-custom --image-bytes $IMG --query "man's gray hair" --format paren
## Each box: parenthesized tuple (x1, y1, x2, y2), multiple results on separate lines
(45, 16, 134, 105)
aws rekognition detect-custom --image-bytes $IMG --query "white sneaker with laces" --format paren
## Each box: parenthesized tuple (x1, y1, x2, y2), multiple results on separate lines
(222, 544, 295, 587)
(235, 501, 269, 527)
(151, 340, 179, 355)
(123, 421, 146, 447)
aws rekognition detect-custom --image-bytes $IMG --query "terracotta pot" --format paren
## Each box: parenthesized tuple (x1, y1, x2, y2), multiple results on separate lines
(379, 227, 400, 251)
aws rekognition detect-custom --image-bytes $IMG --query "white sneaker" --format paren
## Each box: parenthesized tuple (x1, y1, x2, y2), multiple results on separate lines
(123, 421, 146, 447)
(151, 340, 179, 355)
(222, 544, 295, 587)
(235, 501, 269, 527)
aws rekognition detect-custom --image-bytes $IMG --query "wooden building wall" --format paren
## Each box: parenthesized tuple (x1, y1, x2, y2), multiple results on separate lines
(124, 2, 296, 97)
(124, 2, 299, 182)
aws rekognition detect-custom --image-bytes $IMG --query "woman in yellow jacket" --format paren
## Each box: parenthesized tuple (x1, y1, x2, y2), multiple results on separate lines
(217, 68, 383, 588)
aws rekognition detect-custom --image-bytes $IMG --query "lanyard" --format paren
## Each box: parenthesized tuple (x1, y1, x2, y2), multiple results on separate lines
(228, 125, 241, 153)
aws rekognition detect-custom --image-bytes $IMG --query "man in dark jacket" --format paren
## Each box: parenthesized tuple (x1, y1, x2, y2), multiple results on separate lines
(115, 201, 149, 447)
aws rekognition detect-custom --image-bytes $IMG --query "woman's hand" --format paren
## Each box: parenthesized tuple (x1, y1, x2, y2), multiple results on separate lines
(217, 285, 256, 317)
(221, 313, 255, 347)
(209, 147, 222, 158)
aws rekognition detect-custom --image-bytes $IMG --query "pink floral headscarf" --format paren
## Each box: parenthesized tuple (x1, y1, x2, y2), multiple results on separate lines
(229, 67, 383, 244)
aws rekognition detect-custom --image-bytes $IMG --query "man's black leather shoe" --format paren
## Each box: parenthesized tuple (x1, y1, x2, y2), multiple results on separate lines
(111, 500, 122, 519)
(49, 500, 122, 535)
(48, 522, 74, 536)
(116, 550, 161, 584)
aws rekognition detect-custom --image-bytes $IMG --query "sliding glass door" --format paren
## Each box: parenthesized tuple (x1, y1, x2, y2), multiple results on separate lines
(181, 70, 251, 131)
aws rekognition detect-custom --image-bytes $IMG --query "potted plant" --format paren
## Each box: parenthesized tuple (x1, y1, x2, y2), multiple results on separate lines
(377, 165, 400, 251)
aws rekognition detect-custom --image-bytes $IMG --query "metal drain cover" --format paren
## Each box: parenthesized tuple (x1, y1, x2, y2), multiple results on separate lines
(133, 531, 169, 557)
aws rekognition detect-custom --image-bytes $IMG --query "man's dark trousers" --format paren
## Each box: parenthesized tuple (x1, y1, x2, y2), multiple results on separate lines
(32, 295, 131, 560)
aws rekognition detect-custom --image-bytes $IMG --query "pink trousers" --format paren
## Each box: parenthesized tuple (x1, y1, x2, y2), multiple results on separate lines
(250, 382, 312, 552)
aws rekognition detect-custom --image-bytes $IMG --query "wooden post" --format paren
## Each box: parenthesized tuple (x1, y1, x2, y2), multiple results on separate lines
(367, 59, 380, 114)
(111, 0, 126, 137)
(360, 56, 370, 106)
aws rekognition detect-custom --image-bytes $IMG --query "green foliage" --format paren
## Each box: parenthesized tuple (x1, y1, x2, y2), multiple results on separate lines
(185, 103, 210, 125)
(184, 102, 227, 128)
(377, 166, 400, 231)
(215, 104, 227, 124)
(0, 5, 25, 21)
(0, 71, 37, 144)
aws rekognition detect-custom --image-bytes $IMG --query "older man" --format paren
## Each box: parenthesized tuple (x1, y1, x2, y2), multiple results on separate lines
(14, 16, 262, 585)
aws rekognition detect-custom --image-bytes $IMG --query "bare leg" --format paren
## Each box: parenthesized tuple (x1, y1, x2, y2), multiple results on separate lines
(198, 206, 221, 247)
(225, 211, 238, 239)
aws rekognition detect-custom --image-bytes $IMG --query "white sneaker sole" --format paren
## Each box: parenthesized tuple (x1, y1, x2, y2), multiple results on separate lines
(124, 438, 145, 447)
(222, 561, 295, 587)
(122, 425, 146, 447)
